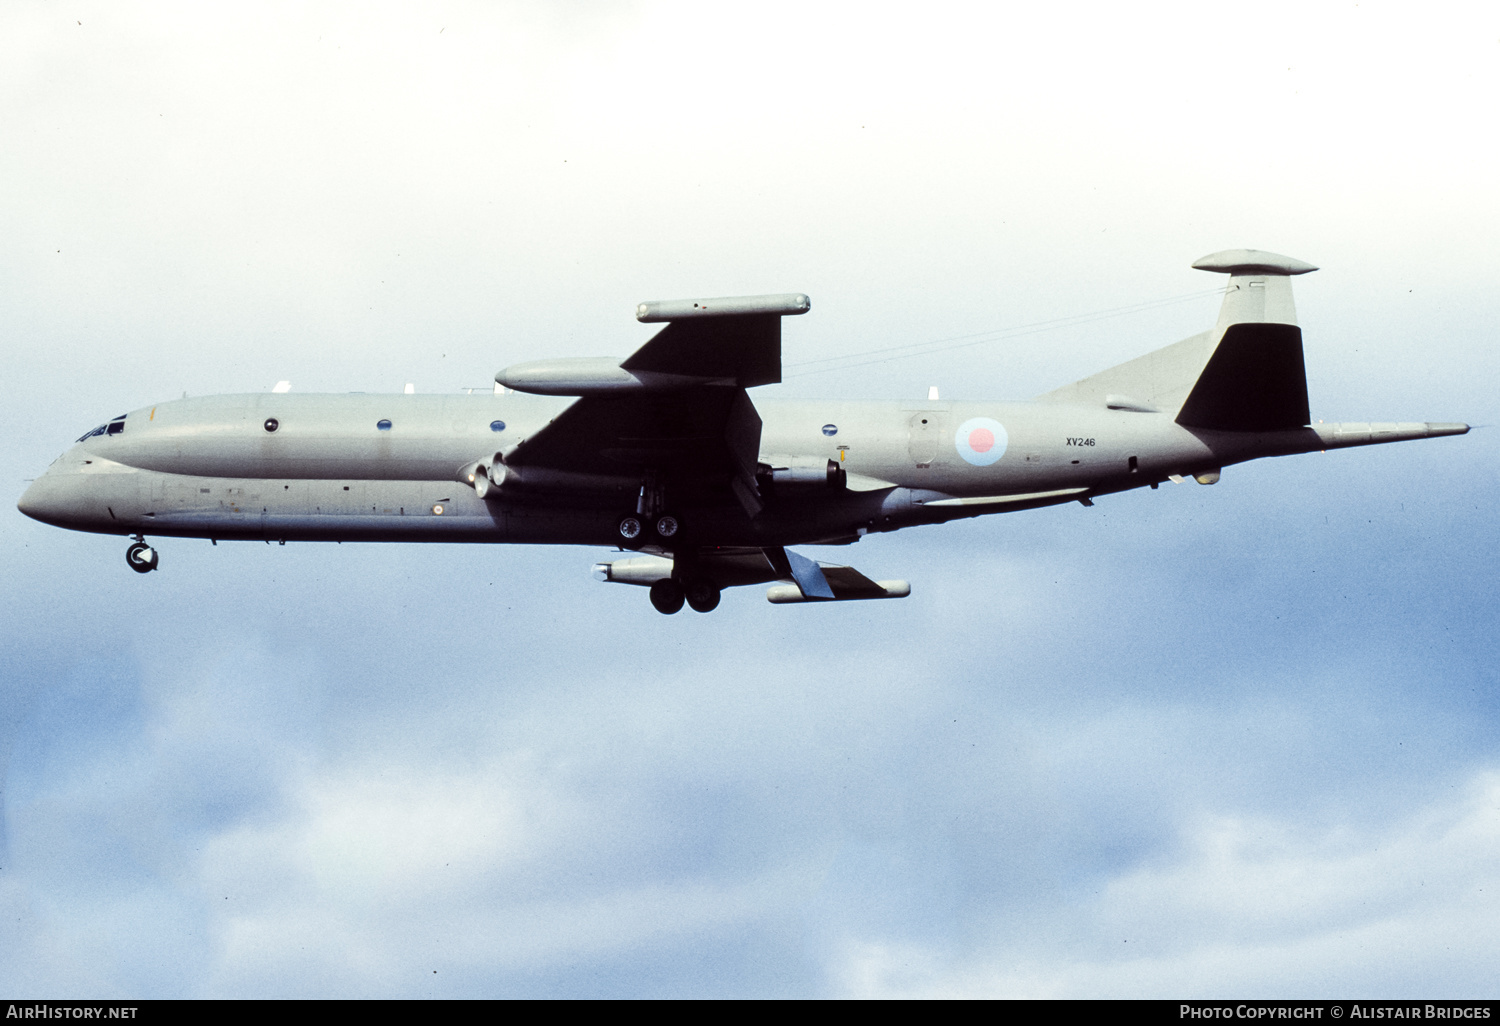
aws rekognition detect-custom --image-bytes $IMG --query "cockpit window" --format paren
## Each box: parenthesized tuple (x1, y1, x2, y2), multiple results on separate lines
(77, 414, 127, 443)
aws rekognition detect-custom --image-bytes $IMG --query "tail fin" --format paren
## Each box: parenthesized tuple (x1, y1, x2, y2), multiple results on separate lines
(1037, 249, 1318, 431)
(1175, 249, 1317, 432)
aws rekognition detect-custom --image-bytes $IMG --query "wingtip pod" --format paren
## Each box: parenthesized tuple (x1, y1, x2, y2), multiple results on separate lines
(766, 581, 910, 604)
(636, 293, 810, 323)
(1192, 249, 1318, 275)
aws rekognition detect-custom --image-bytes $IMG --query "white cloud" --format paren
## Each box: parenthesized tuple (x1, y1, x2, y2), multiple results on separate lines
(837, 770, 1500, 997)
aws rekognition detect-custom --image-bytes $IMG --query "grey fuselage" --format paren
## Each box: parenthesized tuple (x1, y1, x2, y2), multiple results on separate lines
(18, 390, 1417, 548)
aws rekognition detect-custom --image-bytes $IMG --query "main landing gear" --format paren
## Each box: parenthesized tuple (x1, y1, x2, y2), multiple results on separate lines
(125, 535, 159, 574)
(618, 473, 683, 548)
(649, 578, 684, 614)
(648, 576, 721, 615)
(617, 512, 683, 547)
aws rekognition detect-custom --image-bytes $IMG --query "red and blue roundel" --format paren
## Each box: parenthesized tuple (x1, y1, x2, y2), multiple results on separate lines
(954, 417, 1007, 466)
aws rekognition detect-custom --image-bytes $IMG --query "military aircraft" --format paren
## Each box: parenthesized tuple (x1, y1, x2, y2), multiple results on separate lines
(17, 249, 1468, 614)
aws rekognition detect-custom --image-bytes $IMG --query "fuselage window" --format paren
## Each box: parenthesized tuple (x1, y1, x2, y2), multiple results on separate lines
(377, 419, 392, 431)
(822, 423, 838, 437)
(490, 420, 506, 432)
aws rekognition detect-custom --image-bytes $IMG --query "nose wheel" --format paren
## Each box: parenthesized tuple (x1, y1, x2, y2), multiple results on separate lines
(126, 540, 159, 574)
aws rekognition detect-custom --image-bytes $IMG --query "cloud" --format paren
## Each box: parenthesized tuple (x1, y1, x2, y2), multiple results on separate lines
(837, 770, 1500, 997)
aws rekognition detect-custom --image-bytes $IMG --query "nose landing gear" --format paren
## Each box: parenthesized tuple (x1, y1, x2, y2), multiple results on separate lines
(125, 536, 159, 574)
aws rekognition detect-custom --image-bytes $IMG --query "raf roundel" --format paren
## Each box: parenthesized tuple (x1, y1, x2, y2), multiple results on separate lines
(954, 417, 1007, 466)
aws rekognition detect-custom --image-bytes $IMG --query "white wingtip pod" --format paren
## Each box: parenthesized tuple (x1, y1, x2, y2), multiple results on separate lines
(766, 581, 910, 603)
(1192, 249, 1318, 276)
(635, 293, 810, 323)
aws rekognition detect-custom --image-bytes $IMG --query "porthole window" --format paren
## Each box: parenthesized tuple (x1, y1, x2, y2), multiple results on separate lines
(264, 418, 279, 432)
(822, 423, 838, 437)
(490, 420, 506, 432)
(376, 419, 392, 431)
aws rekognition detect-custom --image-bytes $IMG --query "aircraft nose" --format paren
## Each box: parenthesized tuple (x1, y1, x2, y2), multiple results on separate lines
(17, 469, 85, 529)
(18, 475, 54, 523)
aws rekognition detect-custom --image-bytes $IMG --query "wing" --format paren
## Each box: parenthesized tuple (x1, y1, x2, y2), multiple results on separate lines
(505, 385, 765, 514)
(593, 545, 912, 603)
(497, 294, 810, 516)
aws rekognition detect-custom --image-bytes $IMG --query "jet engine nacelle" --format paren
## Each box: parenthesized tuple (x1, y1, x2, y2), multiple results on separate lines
(474, 460, 508, 499)
(464, 454, 509, 499)
(460, 454, 636, 499)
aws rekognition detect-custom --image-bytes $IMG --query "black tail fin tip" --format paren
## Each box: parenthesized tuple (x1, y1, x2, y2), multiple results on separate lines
(1175, 323, 1310, 432)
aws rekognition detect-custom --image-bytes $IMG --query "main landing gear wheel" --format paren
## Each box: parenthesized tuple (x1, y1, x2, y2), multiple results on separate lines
(125, 542, 159, 574)
(684, 578, 721, 613)
(654, 514, 681, 540)
(649, 578, 685, 614)
(618, 514, 645, 547)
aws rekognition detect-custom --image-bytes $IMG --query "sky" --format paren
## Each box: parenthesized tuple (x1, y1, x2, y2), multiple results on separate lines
(2, 0, 1499, 998)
